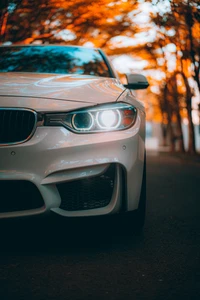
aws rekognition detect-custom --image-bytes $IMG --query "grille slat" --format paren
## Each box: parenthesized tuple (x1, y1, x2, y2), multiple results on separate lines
(27, 113, 32, 131)
(14, 111, 19, 138)
(0, 110, 6, 139)
(7, 110, 13, 141)
(0, 109, 36, 145)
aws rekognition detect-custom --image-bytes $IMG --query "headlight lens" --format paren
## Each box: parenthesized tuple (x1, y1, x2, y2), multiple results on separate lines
(96, 110, 121, 129)
(45, 102, 137, 133)
(72, 112, 94, 131)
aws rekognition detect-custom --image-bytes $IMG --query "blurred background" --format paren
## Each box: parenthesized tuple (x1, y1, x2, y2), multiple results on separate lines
(0, 0, 199, 154)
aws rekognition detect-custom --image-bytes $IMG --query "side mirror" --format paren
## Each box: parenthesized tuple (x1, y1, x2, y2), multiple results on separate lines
(124, 74, 149, 90)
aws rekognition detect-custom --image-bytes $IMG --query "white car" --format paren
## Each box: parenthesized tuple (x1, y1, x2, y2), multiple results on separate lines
(0, 45, 148, 232)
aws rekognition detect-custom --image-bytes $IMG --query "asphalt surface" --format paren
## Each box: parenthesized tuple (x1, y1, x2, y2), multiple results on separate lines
(0, 152, 200, 300)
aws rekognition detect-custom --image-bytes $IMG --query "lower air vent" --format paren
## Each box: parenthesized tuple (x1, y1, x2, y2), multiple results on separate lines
(0, 180, 44, 213)
(57, 164, 116, 211)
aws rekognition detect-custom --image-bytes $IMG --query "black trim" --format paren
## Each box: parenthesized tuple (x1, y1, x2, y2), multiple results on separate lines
(98, 49, 116, 78)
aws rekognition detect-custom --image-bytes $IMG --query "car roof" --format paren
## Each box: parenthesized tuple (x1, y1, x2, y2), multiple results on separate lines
(0, 44, 101, 51)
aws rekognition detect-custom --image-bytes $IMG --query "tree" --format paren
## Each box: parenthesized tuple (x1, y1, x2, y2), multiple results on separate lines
(1, 0, 199, 153)
(0, 0, 140, 46)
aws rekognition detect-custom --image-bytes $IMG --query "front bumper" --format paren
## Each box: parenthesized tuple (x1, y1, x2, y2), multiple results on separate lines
(0, 111, 145, 219)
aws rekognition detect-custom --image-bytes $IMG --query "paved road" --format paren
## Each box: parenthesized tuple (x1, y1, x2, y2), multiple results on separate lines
(0, 152, 200, 300)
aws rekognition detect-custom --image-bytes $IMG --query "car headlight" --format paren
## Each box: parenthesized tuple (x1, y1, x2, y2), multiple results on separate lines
(44, 102, 137, 133)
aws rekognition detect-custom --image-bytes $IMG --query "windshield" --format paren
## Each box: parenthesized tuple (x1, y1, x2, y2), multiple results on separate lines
(0, 46, 111, 77)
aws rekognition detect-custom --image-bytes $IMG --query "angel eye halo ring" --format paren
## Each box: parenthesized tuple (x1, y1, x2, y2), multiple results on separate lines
(96, 109, 121, 129)
(72, 112, 94, 131)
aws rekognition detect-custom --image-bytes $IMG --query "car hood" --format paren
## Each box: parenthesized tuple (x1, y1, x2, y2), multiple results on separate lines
(0, 73, 125, 104)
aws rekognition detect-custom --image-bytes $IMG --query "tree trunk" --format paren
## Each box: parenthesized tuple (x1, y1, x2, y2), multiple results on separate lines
(187, 102, 196, 154)
(170, 76, 185, 153)
(183, 77, 196, 154)
(165, 85, 176, 152)
(159, 84, 176, 151)
(172, 71, 196, 154)
(161, 122, 168, 147)
(185, 1, 200, 91)
(168, 121, 176, 152)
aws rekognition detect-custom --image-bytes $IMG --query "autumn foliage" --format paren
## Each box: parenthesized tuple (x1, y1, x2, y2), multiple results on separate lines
(0, 0, 200, 153)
